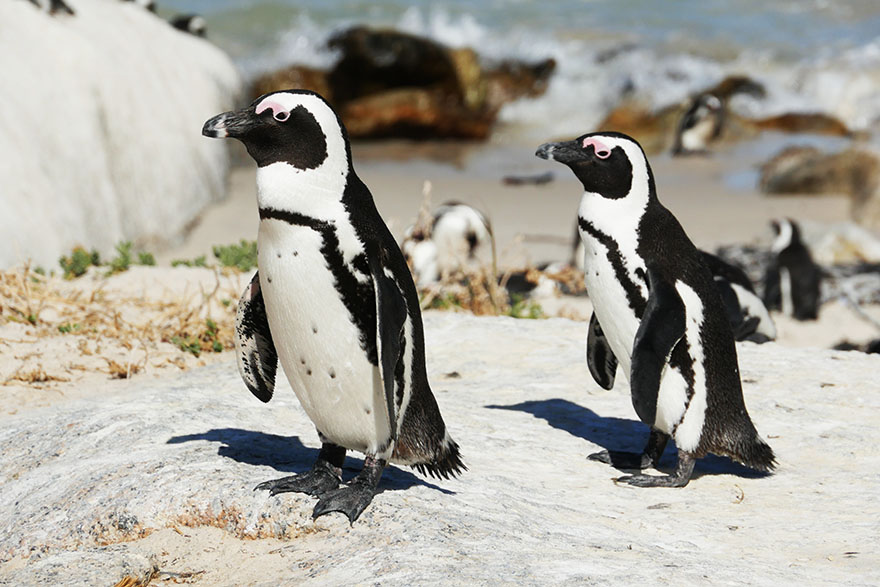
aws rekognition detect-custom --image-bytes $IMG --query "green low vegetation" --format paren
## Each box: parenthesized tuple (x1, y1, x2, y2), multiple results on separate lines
(508, 294, 545, 320)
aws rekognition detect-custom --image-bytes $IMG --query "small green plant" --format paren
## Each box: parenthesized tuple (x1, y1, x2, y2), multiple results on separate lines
(107, 241, 134, 275)
(59, 247, 100, 279)
(105, 242, 157, 275)
(424, 293, 463, 311)
(213, 240, 258, 272)
(508, 294, 545, 319)
(171, 318, 226, 357)
(171, 255, 208, 268)
(171, 335, 202, 357)
(204, 318, 224, 353)
(58, 323, 80, 334)
(137, 252, 156, 266)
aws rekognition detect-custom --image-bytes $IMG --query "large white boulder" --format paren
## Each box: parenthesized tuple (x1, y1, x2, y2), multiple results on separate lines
(0, 0, 241, 269)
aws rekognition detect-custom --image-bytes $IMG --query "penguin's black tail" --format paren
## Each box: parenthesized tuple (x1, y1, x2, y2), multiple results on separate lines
(412, 434, 467, 481)
(733, 435, 777, 472)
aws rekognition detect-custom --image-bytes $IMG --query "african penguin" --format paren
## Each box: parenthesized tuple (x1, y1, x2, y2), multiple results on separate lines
(672, 93, 723, 156)
(700, 251, 776, 343)
(27, 0, 75, 15)
(202, 90, 464, 522)
(171, 14, 206, 37)
(402, 202, 492, 286)
(763, 218, 822, 320)
(536, 131, 775, 487)
(122, 0, 156, 12)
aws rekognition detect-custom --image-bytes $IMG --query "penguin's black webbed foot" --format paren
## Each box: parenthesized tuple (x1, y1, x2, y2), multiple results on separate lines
(254, 467, 340, 497)
(614, 473, 690, 488)
(613, 450, 695, 488)
(312, 482, 377, 523)
(588, 450, 654, 470)
(255, 442, 345, 497)
(312, 456, 386, 524)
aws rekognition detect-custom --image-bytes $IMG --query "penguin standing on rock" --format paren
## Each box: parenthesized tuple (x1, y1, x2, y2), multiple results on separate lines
(202, 90, 464, 522)
(763, 218, 822, 320)
(536, 131, 775, 487)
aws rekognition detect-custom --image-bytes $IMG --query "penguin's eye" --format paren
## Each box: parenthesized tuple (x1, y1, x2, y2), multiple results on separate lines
(595, 148, 611, 159)
(273, 110, 290, 122)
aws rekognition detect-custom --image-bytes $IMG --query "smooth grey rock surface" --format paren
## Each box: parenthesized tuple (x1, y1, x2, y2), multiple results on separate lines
(1, 312, 878, 584)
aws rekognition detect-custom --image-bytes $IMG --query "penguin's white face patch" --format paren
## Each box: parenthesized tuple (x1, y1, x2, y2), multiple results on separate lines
(771, 218, 793, 253)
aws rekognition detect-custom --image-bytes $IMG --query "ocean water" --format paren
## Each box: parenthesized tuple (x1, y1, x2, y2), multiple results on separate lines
(161, 0, 880, 143)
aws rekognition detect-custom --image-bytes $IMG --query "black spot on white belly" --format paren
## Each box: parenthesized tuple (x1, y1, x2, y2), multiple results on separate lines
(311, 324, 318, 334)
(329, 368, 336, 379)
(293, 251, 299, 257)
(307, 368, 312, 376)
(276, 252, 281, 258)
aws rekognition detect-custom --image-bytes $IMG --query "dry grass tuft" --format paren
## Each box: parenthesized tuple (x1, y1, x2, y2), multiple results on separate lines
(0, 264, 241, 388)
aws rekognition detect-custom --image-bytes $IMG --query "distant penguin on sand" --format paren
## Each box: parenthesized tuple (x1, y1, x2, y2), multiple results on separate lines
(537, 131, 775, 487)
(763, 218, 822, 320)
(171, 14, 206, 37)
(27, 0, 75, 15)
(672, 93, 723, 156)
(122, 0, 156, 12)
(203, 90, 464, 522)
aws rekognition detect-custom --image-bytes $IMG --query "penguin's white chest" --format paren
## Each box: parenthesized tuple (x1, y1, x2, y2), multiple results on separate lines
(579, 230, 708, 451)
(257, 219, 392, 454)
(579, 233, 642, 376)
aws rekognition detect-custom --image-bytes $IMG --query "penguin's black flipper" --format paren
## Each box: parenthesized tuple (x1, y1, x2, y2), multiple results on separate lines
(630, 266, 686, 425)
(369, 247, 407, 442)
(234, 272, 278, 403)
(586, 312, 617, 390)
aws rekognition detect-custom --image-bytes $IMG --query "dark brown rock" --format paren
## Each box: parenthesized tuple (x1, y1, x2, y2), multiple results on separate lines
(759, 146, 878, 196)
(246, 26, 556, 141)
(760, 146, 880, 230)
(485, 58, 556, 109)
(250, 65, 332, 102)
(595, 99, 681, 154)
(327, 26, 463, 104)
(749, 113, 851, 136)
(340, 88, 496, 140)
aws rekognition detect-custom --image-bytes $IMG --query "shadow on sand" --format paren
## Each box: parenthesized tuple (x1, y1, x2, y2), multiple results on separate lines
(167, 428, 454, 495)
(487, 398, 770, 480)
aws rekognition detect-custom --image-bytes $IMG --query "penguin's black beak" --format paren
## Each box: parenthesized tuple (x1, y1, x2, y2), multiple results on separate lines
(202, 107, 259, 139)
(535, 139, 583, 165)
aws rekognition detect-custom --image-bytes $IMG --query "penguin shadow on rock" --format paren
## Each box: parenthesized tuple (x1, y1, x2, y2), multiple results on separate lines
(166, 428, 452, 495)
(487, 400, 768, 481)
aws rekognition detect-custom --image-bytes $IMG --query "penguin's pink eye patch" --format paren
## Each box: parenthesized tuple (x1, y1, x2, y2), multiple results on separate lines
(582, 138, 611, 159)
(256, 100, 290, 122)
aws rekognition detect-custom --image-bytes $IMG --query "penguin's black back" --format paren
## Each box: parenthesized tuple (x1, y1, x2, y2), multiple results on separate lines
(342, 172, 464, 478)
(637, 203, 774, 470)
